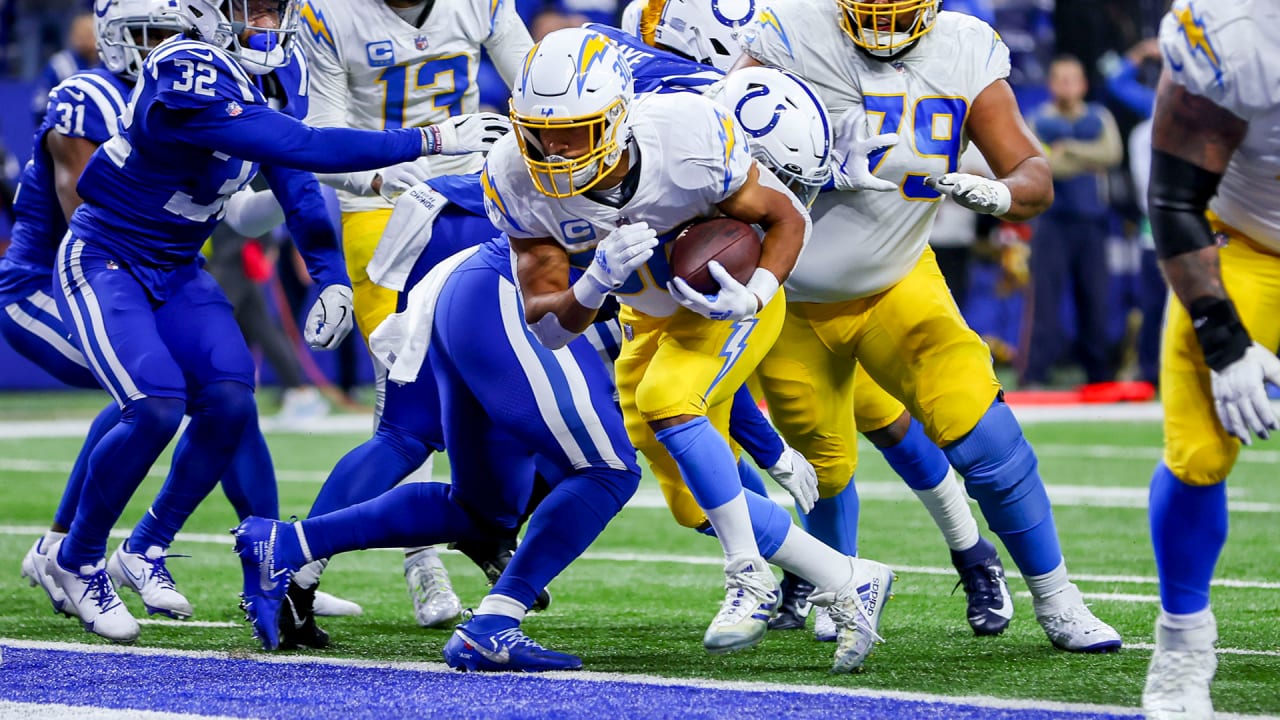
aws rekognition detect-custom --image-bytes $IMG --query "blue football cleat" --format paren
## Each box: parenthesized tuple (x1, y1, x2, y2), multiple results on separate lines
(443, 619, 582, 672)
(951, 537, 1014, 637)
(231, 517, 293, 651)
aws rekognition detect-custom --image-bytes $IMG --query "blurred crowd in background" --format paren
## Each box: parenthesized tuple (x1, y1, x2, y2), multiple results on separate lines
(0, 0, 1174, 410)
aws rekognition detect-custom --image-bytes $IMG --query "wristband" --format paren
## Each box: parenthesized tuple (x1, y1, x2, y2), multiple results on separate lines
(1188, 296, 1251, 372)
(745, 268, 780, 312)
(572, 272, 612, 309)
(421, 126, 442, 155)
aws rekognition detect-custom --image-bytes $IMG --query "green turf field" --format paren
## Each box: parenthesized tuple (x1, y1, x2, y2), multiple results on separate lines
(1, 392, 1276, 715)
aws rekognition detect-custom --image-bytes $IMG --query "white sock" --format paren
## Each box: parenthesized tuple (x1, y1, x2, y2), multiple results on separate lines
(1024, 560, 1073, 613)
(293, 558, 329, 590)
(477, 593, 527, 622)
(1159, 606, 1215, 631)
(704, 490, 764, 565)
(44, 530, 67, 546)
(766, 525, 855, 593)
(911, 468, 981, 551)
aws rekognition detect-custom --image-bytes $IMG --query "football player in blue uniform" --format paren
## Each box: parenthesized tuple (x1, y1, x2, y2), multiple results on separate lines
(7, 0, 292, 625)
(45, 0, 509, 644)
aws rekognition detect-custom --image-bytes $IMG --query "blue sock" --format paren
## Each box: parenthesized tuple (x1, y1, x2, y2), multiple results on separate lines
(1150, 462, 1227, 614)
(737, 456, 769, 497)
(494, 467, 639, 609)
(301, 482, 480, 562)
(943, 400, 1062, 576)
(801, 478, 859, 556)
(654, 417, 742, 510)
(879, 417, 950, 491)
(729, 385, 784, 469)
(130, 382, 255, 551)
(59, 396, 186, 569)
(220, 422, 278, 521)
(310, 426, 430, 516)
(53, 403, 120, 530)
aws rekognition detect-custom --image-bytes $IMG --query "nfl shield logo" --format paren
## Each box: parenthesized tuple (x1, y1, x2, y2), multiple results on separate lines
(414, 35, 429, 50)
(225, 101, 244, 117)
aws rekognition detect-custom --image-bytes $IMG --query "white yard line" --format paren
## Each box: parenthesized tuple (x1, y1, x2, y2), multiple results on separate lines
(2, 523, 1278, 591)
(0, 701, 245, 720)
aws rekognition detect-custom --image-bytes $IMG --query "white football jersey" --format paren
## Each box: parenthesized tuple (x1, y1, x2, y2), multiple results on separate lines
(298, 0, 533, 212)
(1160, 0, 1280, 252)
(482, 91, 754, 317)
(741, 3, 1009, 301)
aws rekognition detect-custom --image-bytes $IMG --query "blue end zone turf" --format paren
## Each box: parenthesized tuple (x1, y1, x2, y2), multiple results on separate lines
(0, 642, 1143, 719)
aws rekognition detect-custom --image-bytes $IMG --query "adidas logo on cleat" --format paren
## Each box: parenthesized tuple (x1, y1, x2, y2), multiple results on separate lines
(858, 578, 881, 616)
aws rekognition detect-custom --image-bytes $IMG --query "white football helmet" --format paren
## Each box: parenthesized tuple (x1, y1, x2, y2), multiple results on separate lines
(95, 0, 191, 80)
(837, 0, 939, 59)
(510, 28, 635, 198)
(642, 0, 756, 72)
(714, 67, 832, 208)
(173, 0, 299, 74)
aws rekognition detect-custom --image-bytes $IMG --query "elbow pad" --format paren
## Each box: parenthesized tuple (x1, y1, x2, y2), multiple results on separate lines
(1148, 149, 1223, 260)
(222, 189, 285, 238)
(527, 312, 582, 351)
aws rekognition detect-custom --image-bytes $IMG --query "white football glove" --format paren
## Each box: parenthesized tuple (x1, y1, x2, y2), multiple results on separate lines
(767, 445, 819, 514)
(926, 173, 1012, 215)
(1211, 341, 1280, 445)
(668, 261, 761, 322)
(376, 157, 433, 202)
(421, 112, 511, 156)
(831, 107, 899, 193)
(585, 222, 659, 291)
(304, 284, 354, 350)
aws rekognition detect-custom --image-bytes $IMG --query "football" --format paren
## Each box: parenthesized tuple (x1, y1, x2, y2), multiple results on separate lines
(669, 217, 762, 294)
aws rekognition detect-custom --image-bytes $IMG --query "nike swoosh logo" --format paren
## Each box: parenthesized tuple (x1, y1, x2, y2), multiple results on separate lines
(122, 560, 146, 586)
(184, 49, 215, 62)
(64, 88, 86, 101)
(460, 632, 510, 664)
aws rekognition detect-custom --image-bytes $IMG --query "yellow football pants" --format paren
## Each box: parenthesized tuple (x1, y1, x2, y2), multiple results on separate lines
(616, 293, 785, 528)
(757, 246, 999, 497)
(341, 209, 399, 344)
(1161, 216, 1280, 486)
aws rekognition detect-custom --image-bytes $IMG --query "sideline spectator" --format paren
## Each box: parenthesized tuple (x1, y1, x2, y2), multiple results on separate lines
(1021, 55, 1123, 387)
(29, 11, 97, 123)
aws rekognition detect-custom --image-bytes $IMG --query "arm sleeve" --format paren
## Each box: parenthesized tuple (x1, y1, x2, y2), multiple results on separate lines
(297, 0, 377, 195)
(1104, 59, 1156, 117)
(158, 102, 423, 173)
(483, 0, 535, 88)
(259, 163, 350, 288)
(729, 384, 785, 469)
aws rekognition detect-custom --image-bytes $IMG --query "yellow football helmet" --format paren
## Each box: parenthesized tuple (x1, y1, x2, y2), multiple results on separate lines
(836, 0, 939, 58)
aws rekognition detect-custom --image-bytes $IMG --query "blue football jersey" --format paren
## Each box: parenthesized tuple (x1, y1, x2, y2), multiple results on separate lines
(0, 68, 131, 304)
(586, 23, 723, 95)
(72, 37, 271, 267)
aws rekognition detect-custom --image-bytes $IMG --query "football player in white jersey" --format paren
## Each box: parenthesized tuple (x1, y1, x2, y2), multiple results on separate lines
(295, 0, 531, 629)
(485, 27, 895, 673)
(734, 0, 1122, 652)
(640, 0, 1015, 640)
(1142, 2, 1280, 716)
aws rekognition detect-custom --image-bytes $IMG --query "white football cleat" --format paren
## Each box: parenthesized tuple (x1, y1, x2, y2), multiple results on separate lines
(1034, 584, 1122, 652)
(313, 589, 363, 617)
(1143, 613, 1217, 719)
(404, 547, 461, 628)
(107, 542, 193, 620)
(703, 557, 779, 654)
(811, 557, 894, 673)
(813, 606, 837, 642)
(22, 536, 76, 619)
(49, 557, 139, 643)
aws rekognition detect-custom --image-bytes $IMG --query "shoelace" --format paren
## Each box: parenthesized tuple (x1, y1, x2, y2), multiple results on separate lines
(713, 570, 777, 625)
(411, 562, 455, 604)
(84, 569, 123, 613)
(143, 553, 186, 592)
(952, 562, 1000, 607)
(827, 586, 886, 645)
(492, 627, 546, 652)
